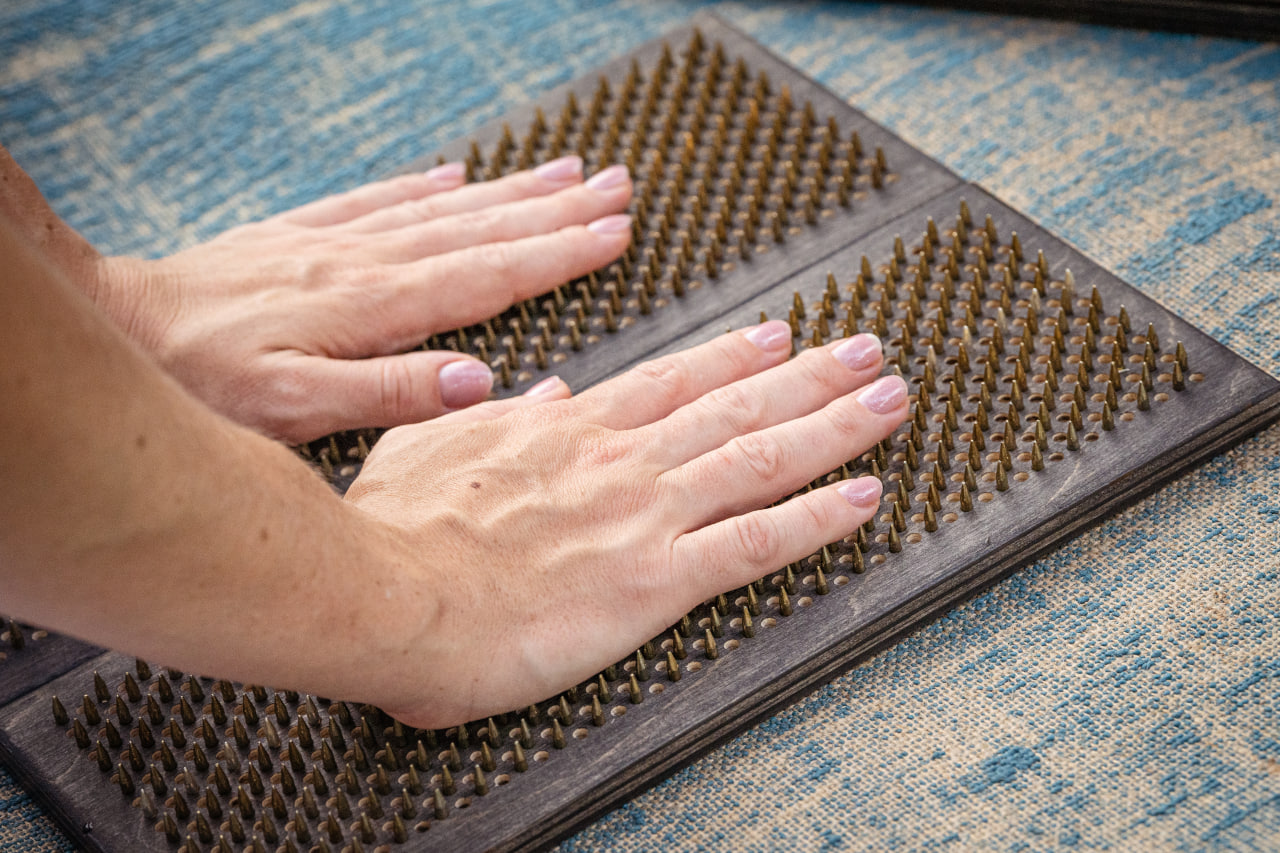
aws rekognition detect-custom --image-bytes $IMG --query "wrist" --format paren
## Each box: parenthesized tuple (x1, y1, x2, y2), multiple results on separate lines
(336, 499, 451, 718)
(92, 254, 180, 358)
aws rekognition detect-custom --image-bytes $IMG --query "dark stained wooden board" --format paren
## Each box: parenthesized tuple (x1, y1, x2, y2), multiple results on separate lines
(408, 16, 962, 397)
(2, 12, 1279, 853)
(0, 623, 100, 708)
(0, 653, 156, 853)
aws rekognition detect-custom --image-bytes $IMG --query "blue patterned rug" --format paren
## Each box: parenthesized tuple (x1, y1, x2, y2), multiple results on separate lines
(2, 1, 1277, 850)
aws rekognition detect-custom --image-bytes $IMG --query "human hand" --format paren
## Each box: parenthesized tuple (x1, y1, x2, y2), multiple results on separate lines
(342, 322, 909, 728)
(98, 156, 633, 442)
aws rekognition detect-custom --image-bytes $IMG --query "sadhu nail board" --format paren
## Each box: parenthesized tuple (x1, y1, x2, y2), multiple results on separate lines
(3, 13, 1278, 853)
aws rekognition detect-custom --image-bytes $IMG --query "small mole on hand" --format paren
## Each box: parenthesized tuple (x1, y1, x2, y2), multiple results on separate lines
(470, 482, 482, 489)
(135, 435, 147, 450)
(259, 528, 269, 542)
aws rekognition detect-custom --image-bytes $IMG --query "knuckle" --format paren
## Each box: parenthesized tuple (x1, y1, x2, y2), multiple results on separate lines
(389, 173, 431, 197)
(824, 399, 866, 436)
(249, 367, 314, 441)
(378, 359, 423, 424)
(732, 431, 788, 483)
(474, 241, 519, 277)
(290, 254, 341, 289)
(581, 429, 630, 467)
(794, 346, 845, 389)
(453, 206, 505, 234)
(631, 356, 693, 400)
(732, 512, 781, 567)
(796, 493, 838, 537)
(702, 381, 766, 431)
(406, 196, 444, 223)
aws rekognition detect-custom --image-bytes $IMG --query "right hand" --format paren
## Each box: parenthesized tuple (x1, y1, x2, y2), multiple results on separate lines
(342, 322, 909, 728)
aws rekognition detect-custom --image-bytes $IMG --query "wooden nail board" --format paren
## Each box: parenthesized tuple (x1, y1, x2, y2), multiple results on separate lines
(3, 13, 1278, 853)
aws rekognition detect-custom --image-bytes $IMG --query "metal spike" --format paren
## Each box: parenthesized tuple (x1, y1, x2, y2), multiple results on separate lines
(996, 460, 1011, 491)
(115, 763, 134, 796)
(704, 628, 719, 660)
(440, 765, 455, 795)
(434, 788, 449, 820)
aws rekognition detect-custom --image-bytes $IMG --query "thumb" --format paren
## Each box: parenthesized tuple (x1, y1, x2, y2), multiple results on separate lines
(293, 351, 493, 437)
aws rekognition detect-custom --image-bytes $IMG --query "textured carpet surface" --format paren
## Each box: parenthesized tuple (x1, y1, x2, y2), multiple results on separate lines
(2, 1, 1278, 850)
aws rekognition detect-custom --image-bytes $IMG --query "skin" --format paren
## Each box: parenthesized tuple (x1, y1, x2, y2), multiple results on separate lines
(0, 147, 908, 728)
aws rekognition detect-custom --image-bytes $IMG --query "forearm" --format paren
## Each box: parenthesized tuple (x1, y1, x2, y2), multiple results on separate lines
(0, 215, 426, 704)
(0, 145, 170, 348)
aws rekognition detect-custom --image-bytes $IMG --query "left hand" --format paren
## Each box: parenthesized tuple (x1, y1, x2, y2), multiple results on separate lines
(96, 155, 633, 442)
(343, 324, 905, 727)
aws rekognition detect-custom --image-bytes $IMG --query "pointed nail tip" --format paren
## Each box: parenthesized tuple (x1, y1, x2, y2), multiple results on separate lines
(837, 476, 883, 508)
(523, 375, 566, 396)
(742, 319, 792, 352)
(857, 373, 910, 415)
(586, 213, 632, 235)
(424, 161, 467, 182)
(584, 163, 632, 191)
(533, 154, 585, 182)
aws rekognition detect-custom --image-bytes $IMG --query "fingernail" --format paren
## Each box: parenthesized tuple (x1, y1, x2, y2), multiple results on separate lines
(831, 334, 882, 371)
(425, 161, 466, 183)
(742, 320, 792, 352)
(534, 155, 583, 183)
(439, 360, 494, 409)
(587, 213, 632, 235)
(524, 376, 565, 396)
(585, 164, 630, 191)
(837, 477, 884, 507)
(856, 375, 909, 414)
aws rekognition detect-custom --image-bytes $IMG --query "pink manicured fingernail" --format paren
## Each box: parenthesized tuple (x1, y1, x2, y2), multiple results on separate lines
(856, 375, 908, 414)
(425, 161, 466, 183)
(534, 155, 584, 182)
(439, 360, 494, 408)
(832, 334, 882, 370)
(587, 213, 632, 235)
(837, 477, 884, 507)
(585, 164, 630, 191)
(524, 376, 565, 396)
(742, 320, 792, 352)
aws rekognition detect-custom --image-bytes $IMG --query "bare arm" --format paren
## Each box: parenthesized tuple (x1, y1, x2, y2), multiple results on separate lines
(1, 155, 909, 729)
(0, 147, 634, 442)
(0, 215, 425, 704)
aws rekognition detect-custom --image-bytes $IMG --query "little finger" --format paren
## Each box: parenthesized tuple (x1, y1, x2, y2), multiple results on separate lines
(361, 166, 631, 262)
(671, 477, 885, 602)
(274, 163, 468, 227)
(338, 155, 587, 233)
